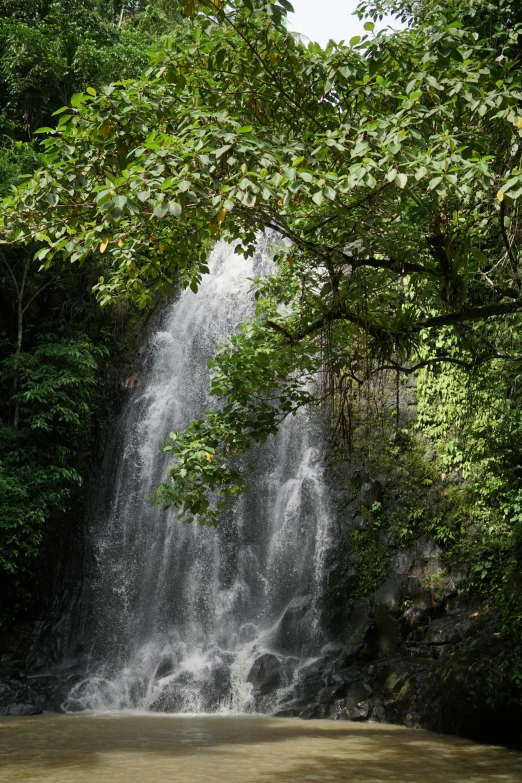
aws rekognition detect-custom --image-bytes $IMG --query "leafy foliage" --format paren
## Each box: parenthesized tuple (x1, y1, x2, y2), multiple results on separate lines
(0, 0, 186, 627)
(417, 348, 522, 608)
(0, 336, 101, 623)
(2, 0, 522, 660)
(0, 0, 186, 139)
(0, 0, 520, 526)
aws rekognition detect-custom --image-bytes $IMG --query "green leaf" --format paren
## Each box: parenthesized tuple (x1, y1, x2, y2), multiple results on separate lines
(34, 247, 51, 262)
(215, 145, 232, 158)
(471, 248, 489, 263)
(112, 195, 127, 210)
(168, 201, 182, 216)
(70, 93, 85, 108)
(153, 203, 169, 219)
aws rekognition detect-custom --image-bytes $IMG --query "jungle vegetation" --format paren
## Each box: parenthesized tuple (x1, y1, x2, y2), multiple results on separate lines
(0, 0, 186, 626)
(1, 0, 522, 689)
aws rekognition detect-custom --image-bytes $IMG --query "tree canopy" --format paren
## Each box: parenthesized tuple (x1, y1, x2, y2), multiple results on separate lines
(1, 0, 522, 524)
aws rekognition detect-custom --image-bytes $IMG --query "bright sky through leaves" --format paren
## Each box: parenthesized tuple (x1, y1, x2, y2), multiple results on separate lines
(287, 0, 404, 47)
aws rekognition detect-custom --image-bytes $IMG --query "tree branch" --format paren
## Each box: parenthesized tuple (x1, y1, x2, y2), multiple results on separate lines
(500, 200, 521, 290)
(341, 253, 429, 275)
(0, 255, 20, 297)
(379, 356, 474, 374)
(265, 298, 522, 350)
(265, 320, 294, 340)
(419, 299, 522, 330)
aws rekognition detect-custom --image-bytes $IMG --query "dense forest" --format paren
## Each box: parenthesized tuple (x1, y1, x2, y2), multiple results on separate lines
(1, 0, 522, 711)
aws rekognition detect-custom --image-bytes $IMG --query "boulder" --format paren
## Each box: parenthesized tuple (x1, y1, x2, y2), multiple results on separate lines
(344, 681, 373, 720)
(424, 616, 463, 646)
(247, 654, 282, 695)
(389, 551, 412, 575)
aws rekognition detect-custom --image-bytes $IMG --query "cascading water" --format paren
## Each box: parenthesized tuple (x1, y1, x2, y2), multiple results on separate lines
(66, 236, 333, 714)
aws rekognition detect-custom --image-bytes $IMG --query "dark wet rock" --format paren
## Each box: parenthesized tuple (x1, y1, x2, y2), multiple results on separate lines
(424, 616, 463, 646)
(414, 537, 442, 561)
(330, 664, 361, 687)
(247, 654, 282, 695)
(347, 679, 373, 707)
(0, 653, 17, 671)
(374, 575, 403, 616)
(0, 702, 42, 716)
(411, 537, 442, 577)
(317, 683, 346, 704)
(373, 608, 399, 656)
(270, 511, 522, 751)
(328, 681, 374, 721)
(359, 480, 383, 508)
(372, 577, 403, 656)
(295, 661, 329, 701)
(155, 658, 175, 679)
(389, 551, 412, 575)
(200, 664, 232, 706)
(402, 605, 428, 633)
(352, 515, 368, 531)
(336, 597, 373, 656)
(346, 699, 371, 720)
(271, 595, 312, 654)
(299, 703, 323, 719)
(320, 642, 345, 658)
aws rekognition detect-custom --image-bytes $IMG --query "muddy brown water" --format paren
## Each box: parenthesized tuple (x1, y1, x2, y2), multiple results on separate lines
(1, 715, 521, 783)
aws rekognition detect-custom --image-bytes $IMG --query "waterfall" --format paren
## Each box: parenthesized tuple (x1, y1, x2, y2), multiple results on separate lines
(66, 236, 333, 714)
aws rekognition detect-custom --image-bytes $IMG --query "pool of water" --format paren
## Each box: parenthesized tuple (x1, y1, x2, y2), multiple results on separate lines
(1, 715, 521, 783)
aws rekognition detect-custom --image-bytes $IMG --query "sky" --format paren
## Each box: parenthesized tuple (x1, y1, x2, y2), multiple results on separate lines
(286, 0, 404, 48)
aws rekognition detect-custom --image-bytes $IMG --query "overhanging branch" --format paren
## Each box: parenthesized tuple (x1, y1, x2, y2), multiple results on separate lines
(420, 299, 522, 330)
(264, 298, 522, 348)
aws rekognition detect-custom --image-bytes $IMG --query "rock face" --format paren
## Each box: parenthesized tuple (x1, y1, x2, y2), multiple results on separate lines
(272, 522, 522, 750)
(0, 670, 66, 717)
(1, 464, 522, 751)
(359, 480, 383, 509)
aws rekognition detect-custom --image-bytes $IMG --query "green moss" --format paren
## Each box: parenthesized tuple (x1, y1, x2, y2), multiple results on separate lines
(350, 530, 387, 599)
